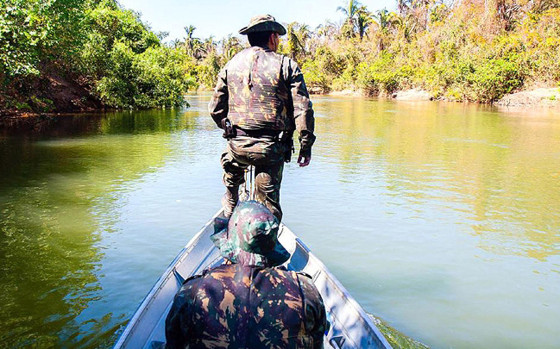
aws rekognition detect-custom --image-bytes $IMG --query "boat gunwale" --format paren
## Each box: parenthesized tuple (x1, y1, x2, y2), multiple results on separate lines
(113, 210, 222, 349)
(288, 229, 392, 349)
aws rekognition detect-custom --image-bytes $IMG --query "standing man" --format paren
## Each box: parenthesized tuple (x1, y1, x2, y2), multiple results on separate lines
(209, 15, 316, 221)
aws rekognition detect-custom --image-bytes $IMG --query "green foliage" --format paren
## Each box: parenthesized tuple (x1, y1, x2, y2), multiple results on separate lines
(30, 96, 54, 112)
(356, 53, 413, 95)
(80, 1, 189, 108)
(0, 0, 85, 77)
(290, 1, 560, 103)
(0, 3, 39, 76)
(1, 0, 191, 112)
(95, 43, 191, 108)
(194, 56, 220, 89)
(3, 0, 560, 112)
(301, 46, 347, 93)
(463, 57, 524, 102)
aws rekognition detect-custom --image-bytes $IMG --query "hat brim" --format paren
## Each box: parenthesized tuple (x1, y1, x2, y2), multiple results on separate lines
(211, 217, 290, 267)
(239, 21, 286, 36)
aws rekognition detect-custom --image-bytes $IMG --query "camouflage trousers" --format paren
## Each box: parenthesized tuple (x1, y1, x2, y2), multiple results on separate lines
(221, 136, 285, 221)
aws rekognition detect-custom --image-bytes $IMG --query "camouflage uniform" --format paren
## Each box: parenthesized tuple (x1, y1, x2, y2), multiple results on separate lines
(165, 201, 328, 349)
(165, 263, 327, 349)
(208, 16, 316, 221)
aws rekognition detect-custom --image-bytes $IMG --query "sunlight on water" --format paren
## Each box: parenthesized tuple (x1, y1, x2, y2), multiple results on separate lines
(1, 96, 559, 348)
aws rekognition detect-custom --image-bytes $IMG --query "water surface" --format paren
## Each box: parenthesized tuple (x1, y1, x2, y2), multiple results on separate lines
(1, 95, 559, 348)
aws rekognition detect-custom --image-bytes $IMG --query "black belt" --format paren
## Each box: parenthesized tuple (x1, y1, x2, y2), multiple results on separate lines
(234, 127, 280, 138)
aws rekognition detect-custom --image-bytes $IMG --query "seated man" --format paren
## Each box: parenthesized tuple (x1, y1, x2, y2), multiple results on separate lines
(165, 201, 327, 349)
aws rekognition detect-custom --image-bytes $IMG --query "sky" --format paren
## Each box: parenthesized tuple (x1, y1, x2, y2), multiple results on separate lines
(117, 0, 395, 43)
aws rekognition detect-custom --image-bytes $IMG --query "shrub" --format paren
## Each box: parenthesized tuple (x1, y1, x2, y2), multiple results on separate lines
(356, 53, 408, 96)
(463, 56, 525, 102)
(95, 43, 190, 108)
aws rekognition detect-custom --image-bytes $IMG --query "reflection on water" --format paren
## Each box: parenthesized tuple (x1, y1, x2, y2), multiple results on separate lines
(1, 95, 559, 348)
(0, 108, 213, 348)
(314, 98, 560, 261)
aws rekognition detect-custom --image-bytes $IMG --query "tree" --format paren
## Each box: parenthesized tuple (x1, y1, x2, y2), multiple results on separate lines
(183, 25, 203, 59)
(372, 9, 399, 50)
(373, 9, 398, 33)
(356, 6, 372, 40)
(203, 36, 216, 56)
(221, 35, 243, 63)
(286, 22, 310, 61)
(316, 21, 339, 39)
(337, 0, 361, 37)
(495, 0, 522, 31)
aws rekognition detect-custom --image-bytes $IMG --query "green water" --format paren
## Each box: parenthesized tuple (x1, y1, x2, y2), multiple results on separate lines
(1, 95, 559, 348)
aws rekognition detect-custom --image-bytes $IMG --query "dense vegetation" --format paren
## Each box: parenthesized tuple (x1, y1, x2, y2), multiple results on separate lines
(1, 0, 560, 113)
(0, 0, 192, 111)
(288, 0, 560, 102)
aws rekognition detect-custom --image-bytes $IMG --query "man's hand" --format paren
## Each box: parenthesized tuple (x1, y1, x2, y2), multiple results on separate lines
(297, 153, 311, 167)
(297, 132, 315, 168)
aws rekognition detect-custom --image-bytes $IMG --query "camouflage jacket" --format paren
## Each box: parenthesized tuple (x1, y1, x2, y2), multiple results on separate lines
(208, 46, 316, 153)
(165, 263, 327, 349)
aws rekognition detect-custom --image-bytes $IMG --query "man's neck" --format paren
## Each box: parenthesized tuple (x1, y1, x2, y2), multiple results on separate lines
(252, 44, 272, 51)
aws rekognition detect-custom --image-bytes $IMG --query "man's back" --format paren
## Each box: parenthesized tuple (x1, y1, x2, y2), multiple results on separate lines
(223, 46, 291, 132)
(165, 263, 326, 349)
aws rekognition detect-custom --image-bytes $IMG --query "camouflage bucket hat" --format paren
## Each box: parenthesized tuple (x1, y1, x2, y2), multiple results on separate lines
(211, 200, 290, 267)
(239, 14, 287, 36)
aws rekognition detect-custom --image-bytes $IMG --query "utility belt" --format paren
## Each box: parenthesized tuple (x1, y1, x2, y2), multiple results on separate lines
(221, 118, 294, 162)
(221, 119, 281, 139)
(234, 127, 281, 139)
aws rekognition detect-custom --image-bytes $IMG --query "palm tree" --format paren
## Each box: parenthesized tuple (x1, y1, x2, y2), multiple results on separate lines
(184, 25, 195, 54)
(372, 9, 398, 50)
(184, 25, 202, 58)
(170, 38, 182, 49)
(286, 22, 310, 61)
(373, 9, 398, 33)
(337, 0, 361, 37)
(297, 24, 311, 47)
(337, 0, 361, 21)
(182, 25, 207, 60)
(221, 35, 243, 62)
(393, 14, 416, 42)
(204, 36, 216, 56)
(355, 6, 372, 40)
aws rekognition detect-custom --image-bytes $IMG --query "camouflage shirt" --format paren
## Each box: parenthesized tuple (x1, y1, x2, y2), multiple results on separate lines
(208, 46, 316, 153)
(165, 263, 327, 349)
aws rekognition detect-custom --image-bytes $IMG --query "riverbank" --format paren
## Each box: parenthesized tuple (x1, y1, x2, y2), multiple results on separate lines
(325, 87, 560, 108)
(3, 85, 559, 131)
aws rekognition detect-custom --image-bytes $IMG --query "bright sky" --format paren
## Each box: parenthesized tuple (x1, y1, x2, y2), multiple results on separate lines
(117, 0, 395, 42)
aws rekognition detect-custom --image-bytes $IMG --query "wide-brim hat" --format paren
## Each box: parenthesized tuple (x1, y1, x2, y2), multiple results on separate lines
(211, 200, 290, 267)
(239, 14, 287, 36)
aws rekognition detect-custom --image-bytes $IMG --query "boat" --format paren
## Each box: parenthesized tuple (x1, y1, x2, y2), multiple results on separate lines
(113, 209, 393, 349)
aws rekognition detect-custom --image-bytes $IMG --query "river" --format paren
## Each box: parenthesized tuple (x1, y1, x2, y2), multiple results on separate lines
(1, 94, 559, 348)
